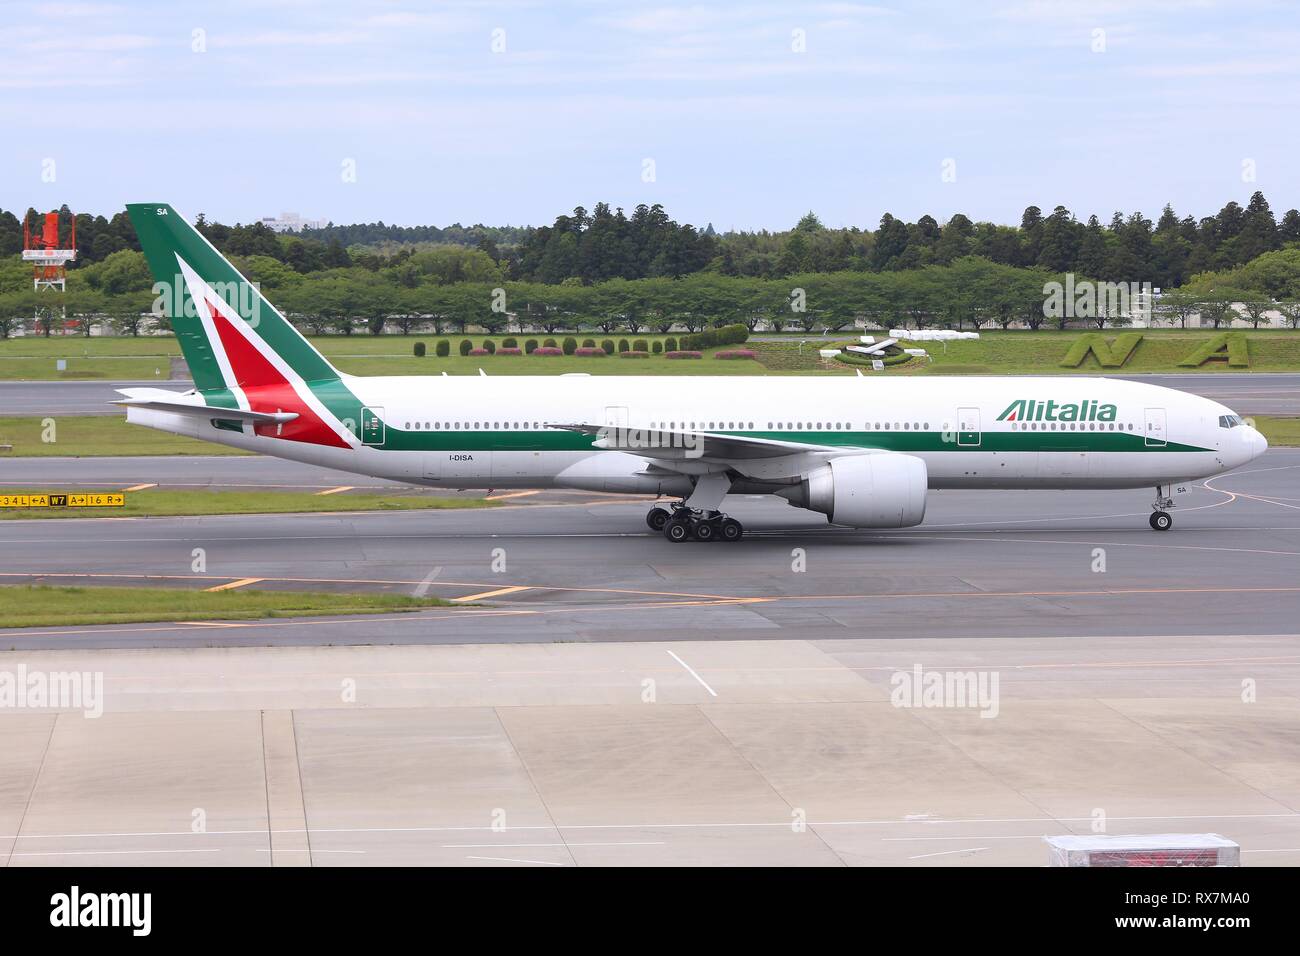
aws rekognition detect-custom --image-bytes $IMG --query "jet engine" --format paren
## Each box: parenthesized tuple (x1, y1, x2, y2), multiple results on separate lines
(778, 453, 928, 528)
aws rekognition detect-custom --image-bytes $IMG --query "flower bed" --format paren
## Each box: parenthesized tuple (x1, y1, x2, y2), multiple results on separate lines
(619, 350, 650, 358)
(532, 347, 564, 356)
(468, 348, 490, 356)
(574, 347, 607, 357)
(665, 350, 703, 359)
(714, 349, 757, 360)
(496, 347, 522, 355)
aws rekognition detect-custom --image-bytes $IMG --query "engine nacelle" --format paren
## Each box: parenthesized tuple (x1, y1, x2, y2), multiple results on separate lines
(780, 454, 928, 528)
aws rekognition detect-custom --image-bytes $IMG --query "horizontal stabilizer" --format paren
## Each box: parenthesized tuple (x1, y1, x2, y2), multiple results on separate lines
(113, 388, 299, 424)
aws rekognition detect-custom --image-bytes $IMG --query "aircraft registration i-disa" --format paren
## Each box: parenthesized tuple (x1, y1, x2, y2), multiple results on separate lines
(118, 203, 1268, 542)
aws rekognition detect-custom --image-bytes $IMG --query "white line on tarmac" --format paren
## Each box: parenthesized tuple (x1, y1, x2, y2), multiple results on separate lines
(885, 835, 1050, 842)
(667, 649, 718, 696)
(444, 842, 664, 848)
(7, 811, 1299, 841)
(908, 847, 991, 860)
(466, 856, 565, 866)
(10, 848, 223, 858)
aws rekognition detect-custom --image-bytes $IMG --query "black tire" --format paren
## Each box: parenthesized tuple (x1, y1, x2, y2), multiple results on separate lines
(720, 518, 743, 541)
(1149, 511, 1172, 531)
(646, 507, 670, 531)
(664, 518, 692, 542)
(693, 520, 716, 542)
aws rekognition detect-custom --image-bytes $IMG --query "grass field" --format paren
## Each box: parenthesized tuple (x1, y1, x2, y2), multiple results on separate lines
(4, 329, 1300, 380)
(0, 415, 250, 456)
(908, 329, 1300, 374)
(0, 356, 172, 380)
(0, 487, 498, 519)
(1253, 416, 1300, 447)
(330, 351, 765, 376)
(0, 584, 455, 629)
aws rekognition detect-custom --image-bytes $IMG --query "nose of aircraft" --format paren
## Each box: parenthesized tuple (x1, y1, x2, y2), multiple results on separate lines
(1248, 425, 1268, 460)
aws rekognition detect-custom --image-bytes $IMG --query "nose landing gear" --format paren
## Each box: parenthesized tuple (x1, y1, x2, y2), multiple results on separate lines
(1149, 484, 1175, 531)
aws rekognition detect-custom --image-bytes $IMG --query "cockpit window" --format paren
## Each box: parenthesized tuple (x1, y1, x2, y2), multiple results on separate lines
(1218, 414, 1244, 428)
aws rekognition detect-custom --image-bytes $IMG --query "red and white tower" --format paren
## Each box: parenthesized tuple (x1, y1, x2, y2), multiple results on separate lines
(23, 210, 77, 292)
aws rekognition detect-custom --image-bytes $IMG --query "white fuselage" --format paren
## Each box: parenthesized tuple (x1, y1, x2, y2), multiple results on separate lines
(127, 374, 1267, 497)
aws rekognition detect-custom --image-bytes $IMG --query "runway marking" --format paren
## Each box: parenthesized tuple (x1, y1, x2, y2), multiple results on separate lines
(895, 532, 1300, 559)
(412, 566, 442, 598)
(908, 847, 991, 860)
(10, 848, 222, 858)
(1013, 654, 1300, 670)
(885, 834, 1051, 842)
(0, 584, 1297, 638)
(177, 620, 253, 628)
(203, 577, 265, 592)
(446, 842, 664, 848)
(122, 483, 156, 492)
(0, 570, 746, 603)
(485, 490, 540, 501)
(466, 855, 564, 866)
(667, 650, 718, 697)
(770, 584, 1300, 603)
(7, 811, 1300, 842)
(315, 485, 354, 496)
(453, 585, 535, 602)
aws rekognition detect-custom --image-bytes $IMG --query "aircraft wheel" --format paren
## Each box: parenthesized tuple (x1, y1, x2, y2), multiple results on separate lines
(1149, 511, 1172, 531)
(645, 507, 670, 531)
(693, 519, 716, 542)
(720, 518, 743, 542)
(663, 517, 692, 543)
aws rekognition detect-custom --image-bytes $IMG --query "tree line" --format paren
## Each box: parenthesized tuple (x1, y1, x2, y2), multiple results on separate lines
(5, 251, 1299, 340)
(3, 191, 1298, 285)
(3, 193, 1300, 339)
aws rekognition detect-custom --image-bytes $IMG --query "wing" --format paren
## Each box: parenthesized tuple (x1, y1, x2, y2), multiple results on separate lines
(549, 422, 865, 463)
(113, 388, 299, 424)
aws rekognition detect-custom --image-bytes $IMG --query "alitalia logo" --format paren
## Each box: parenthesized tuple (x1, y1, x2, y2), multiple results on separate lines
(997, 399, 1117, 423)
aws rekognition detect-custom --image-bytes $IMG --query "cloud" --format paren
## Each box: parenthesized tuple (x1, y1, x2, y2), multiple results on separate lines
(213, 30, 370, 48)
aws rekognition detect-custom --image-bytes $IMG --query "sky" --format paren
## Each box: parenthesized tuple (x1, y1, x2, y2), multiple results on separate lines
(2, 0, 1298, 232)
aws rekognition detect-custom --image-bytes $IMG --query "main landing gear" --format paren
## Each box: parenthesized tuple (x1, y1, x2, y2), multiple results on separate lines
(650, 473, 743, 543)
(1149, 484, 1175, 531)
(646, 504, 744, 543)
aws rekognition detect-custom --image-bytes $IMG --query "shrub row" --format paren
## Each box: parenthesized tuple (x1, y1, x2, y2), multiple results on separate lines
(416, 336, 683, 356)
(680, 323, 749, 350)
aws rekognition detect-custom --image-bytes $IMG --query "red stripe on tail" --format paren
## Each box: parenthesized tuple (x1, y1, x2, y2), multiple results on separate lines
(211, 307, 350, 448)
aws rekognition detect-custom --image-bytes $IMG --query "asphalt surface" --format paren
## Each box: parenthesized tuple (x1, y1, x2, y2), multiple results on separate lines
(1, 449, 1297, 649)
(3, 421, 1298, 869)
(4, 634, 1297, 866)
(3, 372, 1299, 415)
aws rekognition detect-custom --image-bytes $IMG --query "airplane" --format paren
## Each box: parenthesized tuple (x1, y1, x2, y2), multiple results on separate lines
(116, 203, 1268, 542)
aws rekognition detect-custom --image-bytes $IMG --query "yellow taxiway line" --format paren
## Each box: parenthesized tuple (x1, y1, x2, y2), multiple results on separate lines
(314, 486, 355, 496)
(203, 577, 266, 592)
(452, 585, 535, 602)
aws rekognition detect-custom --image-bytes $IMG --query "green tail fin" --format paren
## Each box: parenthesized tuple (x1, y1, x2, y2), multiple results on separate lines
(127, 203, 340, 392)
